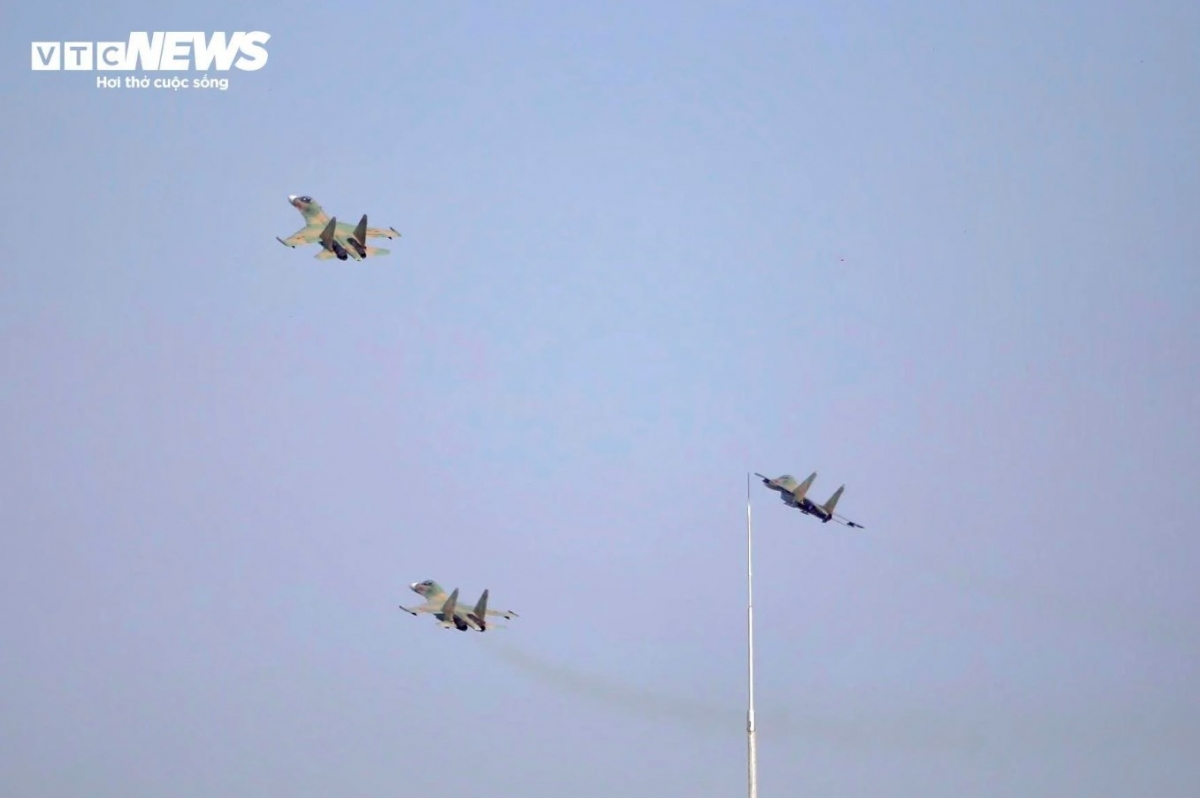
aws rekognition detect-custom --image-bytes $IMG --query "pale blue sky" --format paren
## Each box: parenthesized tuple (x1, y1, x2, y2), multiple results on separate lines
(2, 2, 1198, 796)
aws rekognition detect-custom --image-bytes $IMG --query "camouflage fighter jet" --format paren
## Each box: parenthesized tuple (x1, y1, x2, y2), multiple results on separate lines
(398, 580, 518, 632)
(276, 194, 400, 261)
(755, 472, 865, 528)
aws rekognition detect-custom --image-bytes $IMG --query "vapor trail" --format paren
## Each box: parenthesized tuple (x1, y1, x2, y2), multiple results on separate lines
(480, 637, 736, 732)
(480, 638, 982, 752)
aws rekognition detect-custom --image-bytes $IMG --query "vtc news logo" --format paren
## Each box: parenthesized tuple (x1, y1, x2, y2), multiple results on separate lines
(31, 32, 270, 71)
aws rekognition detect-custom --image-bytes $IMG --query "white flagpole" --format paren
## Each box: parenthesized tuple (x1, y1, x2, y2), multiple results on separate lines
(746, 473, 758, 798)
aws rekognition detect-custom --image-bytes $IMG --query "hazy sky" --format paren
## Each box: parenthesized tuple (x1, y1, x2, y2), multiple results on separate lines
(3, 2, 1199, 796)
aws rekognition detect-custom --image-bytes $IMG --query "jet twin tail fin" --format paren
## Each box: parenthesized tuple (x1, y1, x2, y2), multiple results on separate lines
(794, 472, 818, 500)
(439, 588, 460, 628)
(352, 214, 368, 248)
(348, 215, 391, 259)
(820, 486, 867, 528)
(823, 485, 844, 514)
(319, 216, 338, 246)
(468, 589, 489, 631)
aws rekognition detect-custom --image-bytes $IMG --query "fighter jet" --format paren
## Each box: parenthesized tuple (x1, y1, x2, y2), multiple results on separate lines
(276, 194, 400, 261)
(755, 472, 865, 528)
(398, 580, 518, 632)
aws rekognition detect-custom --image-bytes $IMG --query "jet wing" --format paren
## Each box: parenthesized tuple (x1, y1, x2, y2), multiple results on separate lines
(486, 608, 518, 619)
(277, 227, 319, 247)
(365, 225, 401, 239)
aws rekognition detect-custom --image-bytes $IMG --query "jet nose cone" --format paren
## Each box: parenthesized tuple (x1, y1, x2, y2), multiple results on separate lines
(409, 582, 419, 591)
(288, 194, 297, 202)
